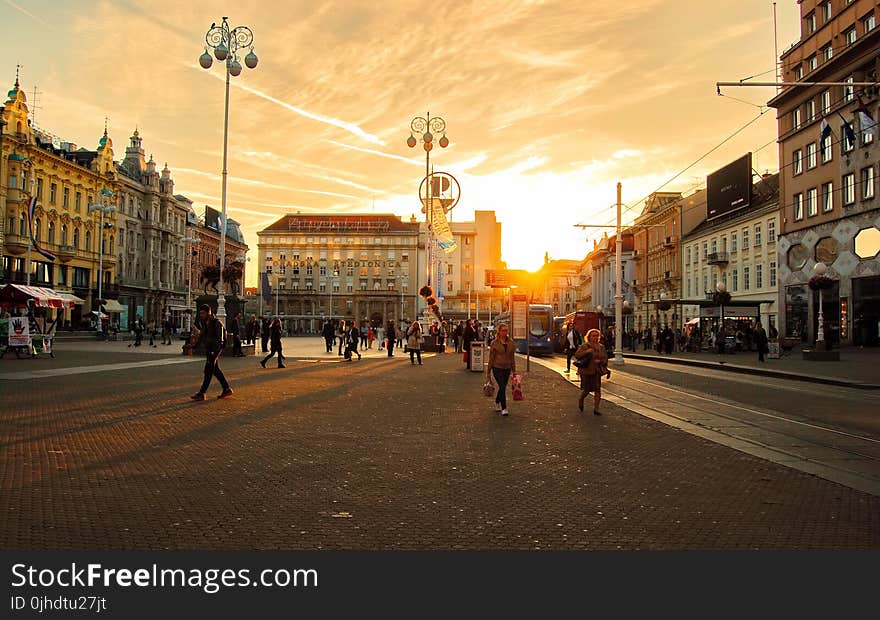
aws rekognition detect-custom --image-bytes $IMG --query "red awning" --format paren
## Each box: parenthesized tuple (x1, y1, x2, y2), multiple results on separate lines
(0, 284, 77, 309)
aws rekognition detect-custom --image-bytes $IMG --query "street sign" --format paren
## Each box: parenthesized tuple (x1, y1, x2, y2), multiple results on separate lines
(511, 294, 528, 340)
(485, 269, 531, 289)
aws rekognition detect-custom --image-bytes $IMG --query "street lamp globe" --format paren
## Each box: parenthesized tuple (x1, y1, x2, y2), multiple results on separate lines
(199, 49, 213, 68)
(406, 135, 417, 148)
(814, 262, 828, 276)
(659, 292, 668, 301)
(229, 59, 242, 76)
(716, 281, 726, 293)
(423, 141, 433, 152)
(214, 43, 228, 61)
(439, 135, 449, 148)
(244, 48, 259, 68)
(596, 305, 603, 314)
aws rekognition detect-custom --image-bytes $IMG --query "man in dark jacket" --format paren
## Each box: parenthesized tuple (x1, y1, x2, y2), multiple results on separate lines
(754, 321, 769, 363)
(229, 313, 243, 357)
(191, 304, 233, 401)
(322, 320, 336, 353)
(386, 320, 396, 357)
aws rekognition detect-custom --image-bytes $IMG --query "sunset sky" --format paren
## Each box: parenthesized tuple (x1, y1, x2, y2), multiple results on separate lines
(3, 0, 799, 286)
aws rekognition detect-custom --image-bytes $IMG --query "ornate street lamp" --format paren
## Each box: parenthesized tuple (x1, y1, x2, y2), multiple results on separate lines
(87, 189, 116, 314)
(406, 113, 449, 301)
(182, 235, 201, 330)
(811, 262, 832, 348)
(199, 17, 258, 319)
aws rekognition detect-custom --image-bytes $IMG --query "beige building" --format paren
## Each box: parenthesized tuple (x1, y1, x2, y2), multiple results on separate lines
(257, 213, 421, 333)
(769, 0, 880, 346)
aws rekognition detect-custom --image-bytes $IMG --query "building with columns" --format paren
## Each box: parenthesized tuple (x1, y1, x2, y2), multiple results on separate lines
(114, 129, 191, 328)
(257, 214, 421, 333)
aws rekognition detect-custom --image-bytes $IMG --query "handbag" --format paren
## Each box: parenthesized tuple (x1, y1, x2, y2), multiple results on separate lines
(482, 382, 495, 397)
(572, 352, 592, 368)
(511, 374, 524, 401)
(463, 351, 469, 364)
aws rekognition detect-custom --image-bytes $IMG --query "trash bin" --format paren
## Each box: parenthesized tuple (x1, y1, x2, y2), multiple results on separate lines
(469, 341, 485, 371)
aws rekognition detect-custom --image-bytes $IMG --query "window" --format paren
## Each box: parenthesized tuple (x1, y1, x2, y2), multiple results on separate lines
(794, 65, 803, 80)
(75, 192, 81, 212)
(36, 178, 43, 199)
(863, 166, 876, 200)
(843, 173, 856, 205)
(823, 44, 833, 62)
(862, 114, 875, 145)
(794, 193, 804, 220)
(822, 182, 834, 212)
(844, 76, 854, 102)
(806, 12, 816, 33)
(792, 108, 802, 132)
(711, 238, 717, 254)
(73, 228, 80, 249)
(842, 124, 855, 152)
(73, 267, 89, 288)
(821, 135, 833, 163)
(806, 99, 816, 122)
(844, 27, 856, 46)
(701, 241, 707, 259)
(743, 266, 751, 291)
(732, 269, 739, 292)
(770, 262, 777, 287)
(807, 188, 818, 217)
(768, 220, 776, 243)
(742, 227, 750, 247)
(806, 142, 817, 169)
(48, 221, 55, 244)
(85, 230, 91, 251)
(731, 232, 738, 253)
(864, 12, 876, 33)
(49, 183, 57, 204)
(793, 149, 803, 174)
(62, 187, 69, 208)
(18, 212, 26, 236)
(822, 1, 831, 22)
(756, 264, 763, 289)
(721, 236, 727, 252)
(685, 246, 691, 264)
(754, 224, 762, 246)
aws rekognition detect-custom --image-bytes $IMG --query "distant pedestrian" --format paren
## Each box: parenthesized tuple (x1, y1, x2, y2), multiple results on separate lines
(337, 320, 348, 356)
(148, 322, 157, 347)
(261, 317, 270, 353)
(346, 320, 362, 361)
(754, 321, 769, 363)
(162, 317, 173, 345)
(575, 328, 609, 415)
(462, 319, 477, 369)
(486, 323, 516, 417)
(260, 318, 286, 368)
(563, 321, 583, 373)
(376, 325, 385, 350)
(230, 313, 243, 357)
(322, 319, 335, 353)
(386, 320, 396, 357)
(191, 304, 233, 401)
(405, 320, 422, 365)
(360, 324, 368, 350)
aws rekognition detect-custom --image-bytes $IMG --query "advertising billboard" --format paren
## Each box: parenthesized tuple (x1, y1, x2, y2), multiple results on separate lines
(204, 206, 222, 232)
(707, 154, 752, 219)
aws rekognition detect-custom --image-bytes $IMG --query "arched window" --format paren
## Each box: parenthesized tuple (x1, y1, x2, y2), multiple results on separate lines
(61, 224, 67, 246)
(85, 230, 91, 252)
(34, 218, 41, 241)
(73, 227, 79, 249)
(19, 212, 26, 236)
(48, 221, 55, 244)
(109, 235, 114, 254)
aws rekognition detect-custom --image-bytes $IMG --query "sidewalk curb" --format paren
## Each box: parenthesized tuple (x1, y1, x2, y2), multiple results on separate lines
(620, 353, 880, 390)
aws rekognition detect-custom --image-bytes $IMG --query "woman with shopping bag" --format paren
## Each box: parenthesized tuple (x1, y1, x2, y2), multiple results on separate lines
(485, 323, 516, 417)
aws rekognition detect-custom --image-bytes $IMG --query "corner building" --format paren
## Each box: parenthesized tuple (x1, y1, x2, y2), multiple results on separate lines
(769, 0, 880, 346)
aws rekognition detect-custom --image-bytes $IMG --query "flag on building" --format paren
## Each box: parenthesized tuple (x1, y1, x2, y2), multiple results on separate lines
(26, 196, 56, 261)
(260, 272, 272, 304)
(856, 94, 875, 132)
(819, 117, 832, 149)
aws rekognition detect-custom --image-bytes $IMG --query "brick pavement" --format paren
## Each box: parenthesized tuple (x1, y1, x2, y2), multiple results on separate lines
(1, 351, 877, 550)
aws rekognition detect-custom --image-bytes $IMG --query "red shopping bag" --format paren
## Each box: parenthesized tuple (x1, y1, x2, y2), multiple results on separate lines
(511, 374, 524, 401)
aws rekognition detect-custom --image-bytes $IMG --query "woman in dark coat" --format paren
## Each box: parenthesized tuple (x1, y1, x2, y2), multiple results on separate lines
(575, 328, 610, 415)
(462, 319, 478, 368)
(260, 318, 285, 368)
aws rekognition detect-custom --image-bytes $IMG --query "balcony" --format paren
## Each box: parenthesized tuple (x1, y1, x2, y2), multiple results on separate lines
(3, 233, 29, 255)
(5, 188, 27, 205)
(706, 252, 729, 265)
(56, 245, 76, 263)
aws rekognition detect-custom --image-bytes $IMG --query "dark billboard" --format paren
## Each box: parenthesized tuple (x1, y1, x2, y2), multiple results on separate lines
(204, 206, 222, 232)
(707, 154, 752, 219)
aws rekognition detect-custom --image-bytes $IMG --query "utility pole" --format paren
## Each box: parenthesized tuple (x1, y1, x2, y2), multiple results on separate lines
(613, 182, 624, 365)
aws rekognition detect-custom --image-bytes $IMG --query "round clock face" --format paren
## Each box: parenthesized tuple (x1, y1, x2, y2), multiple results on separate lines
(787, 243, 809, 270)
(814, 237, 839, 265)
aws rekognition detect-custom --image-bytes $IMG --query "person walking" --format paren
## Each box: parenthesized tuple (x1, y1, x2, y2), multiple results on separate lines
(575, 328, 610, 415)
(260, 317, 286, 368)
(462, 318, 477, 369)
(148, 321, 157, 348)
(337, 320, 347, 356)
(563, 321, 583, 373)
(191, 304, 233, 400)
(230, 313, 243, 357)
(346, 320, 362, 361)
(754, 321, 769, 363)
(485, 323, 516, 417)
(376, 324, 385, 351)
(162, 317, 173, 345)
(405, 320, 422, 365)
(322, 319, 335, 353)
(260, 317, 270, 354)
(386, 320, 396, 357)
(360, 323, 368, 350)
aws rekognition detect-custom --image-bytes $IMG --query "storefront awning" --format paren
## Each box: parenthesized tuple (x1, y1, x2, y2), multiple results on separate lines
(56, 291, 86, 306)
(101, 299, 126, 313)
(0, 284, 78, 309)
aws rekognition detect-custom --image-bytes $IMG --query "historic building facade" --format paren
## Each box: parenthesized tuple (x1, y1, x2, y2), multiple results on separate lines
(257, 214, 421, 333)
(1, 77, 118, 326)
(769, 0, 880, 346)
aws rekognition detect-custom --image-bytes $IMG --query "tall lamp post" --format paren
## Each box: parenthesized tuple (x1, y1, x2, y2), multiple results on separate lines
(328, 270, 339, 320)
(406, 113, 449, 293)
(199, 17, 259, 319)
(182, 235, 201, 331)
(87, 189, 116, 311)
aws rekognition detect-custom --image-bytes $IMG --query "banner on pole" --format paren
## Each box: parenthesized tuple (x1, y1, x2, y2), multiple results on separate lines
(511, 294, 528, 340)
(429, 201, 457, 253)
